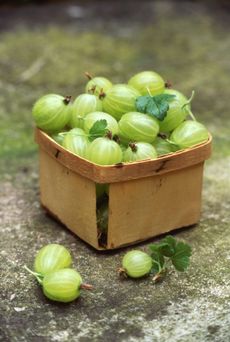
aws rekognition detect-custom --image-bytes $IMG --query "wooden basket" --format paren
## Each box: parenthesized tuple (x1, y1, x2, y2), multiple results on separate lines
(35, 128, 212, 250)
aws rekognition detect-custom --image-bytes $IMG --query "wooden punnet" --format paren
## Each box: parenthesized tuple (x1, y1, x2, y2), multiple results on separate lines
(35, 128, 212, 250)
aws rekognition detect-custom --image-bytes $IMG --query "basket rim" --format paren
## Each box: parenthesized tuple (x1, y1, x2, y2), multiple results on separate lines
(35, 128, 212, 183)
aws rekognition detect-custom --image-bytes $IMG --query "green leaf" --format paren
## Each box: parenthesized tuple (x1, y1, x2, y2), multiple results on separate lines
(171, 242, 192, 272)
(136, 94, 175, 121)
(88, 119, 108, 142)
(150, 250, 165, 274)
(149, 236, 175, 257)
(159, 235, 177, 257)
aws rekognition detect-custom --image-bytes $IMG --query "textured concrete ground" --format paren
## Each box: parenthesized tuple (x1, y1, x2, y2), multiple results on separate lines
(0, 1, 230, 341)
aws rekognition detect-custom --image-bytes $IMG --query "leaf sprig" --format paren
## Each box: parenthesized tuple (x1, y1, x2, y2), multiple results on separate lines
(88, 119, 109, 142)
(149, 235, 192, 282)
(136, 94, 175, 121)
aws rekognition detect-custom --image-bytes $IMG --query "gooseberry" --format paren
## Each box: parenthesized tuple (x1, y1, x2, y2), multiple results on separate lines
(123, 142, 157, 162)
(118, 112, 159, 143)
(97, 201, 109, 234)
(120, 250, 153, 278)
(170, 120, 209, 148)
(70, 93, 103, 129)
(85, 73, 113, 96)
(128, 71, 165, 96)
(51, 132, 68, 145)
(83, 111, 119, 136)
(32, 94, 71, 133)
(159, 89, 191, 132)
(42, 268, 82, 303)
(102, 84, 140, 120)
(34, 244, 72, 276)
(86, 137, 122, 165)
(153, 136, 179, 156)
(96, 183, 108, 199)
(62, 128, 89, 158)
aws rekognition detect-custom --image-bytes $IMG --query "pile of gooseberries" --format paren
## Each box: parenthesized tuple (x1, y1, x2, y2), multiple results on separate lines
(24, 244, 92, 303)
(32, 71, 210, 241)
(24, 237, 191, 304)
(32, 70, 210, 167)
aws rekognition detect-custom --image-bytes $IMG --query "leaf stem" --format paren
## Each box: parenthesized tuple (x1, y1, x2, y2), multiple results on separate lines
(182, 90, 197, 121)
(152, 259, 163, 273)
(188, 109, 197, 122)
(146, 87, 153, 97)
(165, 138, 179, 147)
(24, 265, 43, 284)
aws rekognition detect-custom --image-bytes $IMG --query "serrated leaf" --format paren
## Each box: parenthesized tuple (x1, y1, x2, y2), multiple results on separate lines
(171, 242, 192, 272)
(159, 235, 177, 257)
(150, 250, 165, 274)
(149, 242, 168, 252)
(88, 119, 108, 141)
(136, 94, 175, 121)
(135, 96, 149, 113)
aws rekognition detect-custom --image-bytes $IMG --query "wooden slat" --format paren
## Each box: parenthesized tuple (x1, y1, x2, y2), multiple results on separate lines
(35, 128, 212, 184)
(107, 163, 204, 249)
(39, 149, 99, 249)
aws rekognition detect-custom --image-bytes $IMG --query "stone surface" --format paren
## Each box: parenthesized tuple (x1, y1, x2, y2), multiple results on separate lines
(0, 1, 230, 341)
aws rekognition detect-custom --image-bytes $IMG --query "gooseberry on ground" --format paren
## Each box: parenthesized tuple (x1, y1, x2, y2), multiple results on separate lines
(34, 244, 72, 276)
(42, 268, 82, 303)
(120, 250, 153, 278)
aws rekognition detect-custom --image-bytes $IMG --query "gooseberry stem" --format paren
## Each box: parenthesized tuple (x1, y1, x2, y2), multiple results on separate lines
(182, 90, 197, 121)
(152, 259, 163, 272)
(152, 269, 167, 283)
(117, 267, 128, 278)
(188, 109, 197, 122)
(158, 133, 168, 139)
(165, 80, 173, 88)
(24, 265, 43, 284)
(128, 142, 138, 152)
(63, 95, 72, 105)
(80, 283, 93, 290)
(105, 130, 113, 140)
(99, 89, 106, 99)
(146, 87, 153, 97)
(113, 134, 121, 144)
(85, 71, 93, 80)
(89, 85, 96, 94)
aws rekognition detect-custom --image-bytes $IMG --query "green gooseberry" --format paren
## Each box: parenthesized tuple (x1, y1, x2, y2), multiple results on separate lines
(34, 244, 72, 276)
(42, 268, 82, 303)
(121, 250, 153, 278)
(32, 94, 71, 133)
